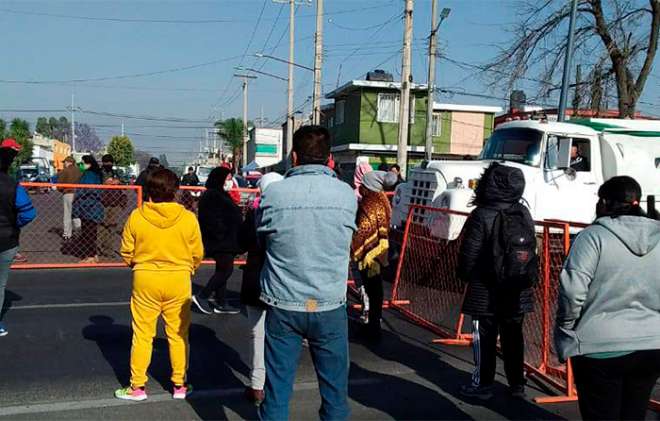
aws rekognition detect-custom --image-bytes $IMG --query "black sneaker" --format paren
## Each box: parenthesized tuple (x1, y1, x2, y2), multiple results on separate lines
(510, 384, 527, 399)
(460, 384, 494, 400)
(212, 304, 241, 315)
(192, 295, 213, 315)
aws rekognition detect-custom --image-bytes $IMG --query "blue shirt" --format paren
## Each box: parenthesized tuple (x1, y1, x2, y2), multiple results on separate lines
(15, 185, 36, 228)
(258, 165, 357, 312)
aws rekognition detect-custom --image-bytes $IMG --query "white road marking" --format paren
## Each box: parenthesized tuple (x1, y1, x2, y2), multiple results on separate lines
(10, 298, 243, 311)
(0, 378, 380, 417)
(10, 302, 130, 310)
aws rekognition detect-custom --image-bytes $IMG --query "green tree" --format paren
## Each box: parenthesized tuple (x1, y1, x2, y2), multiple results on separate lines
(36, 117, 51, 137)
(106, 135, 135, 167)
(215, 118, 248, 172)
(8, 118, 33, 165)
(0, 119, 6, 138)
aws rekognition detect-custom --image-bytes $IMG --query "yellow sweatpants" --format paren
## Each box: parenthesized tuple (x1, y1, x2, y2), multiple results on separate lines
(129, 270, 192, 388)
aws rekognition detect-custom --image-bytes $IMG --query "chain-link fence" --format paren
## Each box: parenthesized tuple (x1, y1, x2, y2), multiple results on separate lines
(12, 183, 260, 268)
(13, 182, 141, 268)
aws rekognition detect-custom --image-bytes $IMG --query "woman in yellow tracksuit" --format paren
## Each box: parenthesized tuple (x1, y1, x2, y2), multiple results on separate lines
(115, 169, 204, 402)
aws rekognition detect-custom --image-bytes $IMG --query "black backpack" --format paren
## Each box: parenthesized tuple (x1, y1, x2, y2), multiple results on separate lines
(490, 203, 538, 289)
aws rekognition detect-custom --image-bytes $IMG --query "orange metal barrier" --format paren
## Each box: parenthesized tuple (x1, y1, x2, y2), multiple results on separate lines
(177, 186, 259, 214)
(389, 204, 472, 345)
(12, 183, 258, 269)
(389, 204, 660, 409)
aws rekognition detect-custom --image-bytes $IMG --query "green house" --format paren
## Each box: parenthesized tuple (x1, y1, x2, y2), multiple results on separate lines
(322, 78, 501, 175)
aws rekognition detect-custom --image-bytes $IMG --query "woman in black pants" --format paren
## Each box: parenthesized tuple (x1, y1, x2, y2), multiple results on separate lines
(193, 167, 242, 315)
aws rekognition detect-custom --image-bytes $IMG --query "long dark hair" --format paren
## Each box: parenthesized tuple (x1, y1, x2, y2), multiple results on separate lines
(82, 155, 102, 175)
(596, 176, 646, 218)
(205, 166, 232, 191)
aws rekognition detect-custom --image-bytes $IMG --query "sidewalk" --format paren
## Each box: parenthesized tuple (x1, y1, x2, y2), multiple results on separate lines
(0, 268, 583, 420)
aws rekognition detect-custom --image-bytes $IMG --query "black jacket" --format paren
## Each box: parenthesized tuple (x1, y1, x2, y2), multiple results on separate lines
(0, 173, 18, 253)
(135, 166, 158, 201)
(181, 173, 200, 186)
(198, 188, 243, 256)
(238, 208, 266, 307)
(458, 164, 534, 316)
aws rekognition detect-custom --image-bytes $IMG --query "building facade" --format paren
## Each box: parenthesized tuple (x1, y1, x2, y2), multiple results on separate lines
(248, 127, 283, 169)
(321, 78, 500, 178)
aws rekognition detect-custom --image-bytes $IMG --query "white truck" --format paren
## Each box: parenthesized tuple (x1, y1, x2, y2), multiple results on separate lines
(391, 119, 660, 239)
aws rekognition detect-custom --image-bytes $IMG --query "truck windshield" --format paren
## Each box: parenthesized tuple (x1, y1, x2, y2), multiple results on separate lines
(197, 167, 212, 177)
(481, 128, 544, 166)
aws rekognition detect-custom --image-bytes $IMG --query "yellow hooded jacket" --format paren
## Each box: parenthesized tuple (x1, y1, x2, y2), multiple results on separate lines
(120, 202, 204, 273)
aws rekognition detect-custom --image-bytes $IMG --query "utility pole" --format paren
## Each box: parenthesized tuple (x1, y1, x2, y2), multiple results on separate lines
(286, 0, 295, 165)
(397, 0, 414, 176)
(121, 120, 125, 136)
(312, 0, 323, 125)
(273, 0, 311, 165)
(70, 94, 76, 153)
(557, 0, 578, 122)
(424, 5, 450, 162)
(424, 0, 438, 162)
(234, 73, 257, 171)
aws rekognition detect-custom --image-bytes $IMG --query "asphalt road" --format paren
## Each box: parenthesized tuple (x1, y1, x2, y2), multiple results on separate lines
(0, 267, 645, 420)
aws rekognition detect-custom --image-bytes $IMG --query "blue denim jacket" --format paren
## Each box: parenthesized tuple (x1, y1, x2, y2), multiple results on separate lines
(258, 165, 357, 312)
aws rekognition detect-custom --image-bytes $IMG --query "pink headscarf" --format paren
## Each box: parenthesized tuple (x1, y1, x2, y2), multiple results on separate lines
(353, 159, 373, 200)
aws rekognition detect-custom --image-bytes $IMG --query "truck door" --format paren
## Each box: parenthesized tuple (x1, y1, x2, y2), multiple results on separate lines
(540, 135, 599, 224)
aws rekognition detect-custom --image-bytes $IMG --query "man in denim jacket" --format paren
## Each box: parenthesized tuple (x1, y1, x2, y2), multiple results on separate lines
(257, 126, 357, 421)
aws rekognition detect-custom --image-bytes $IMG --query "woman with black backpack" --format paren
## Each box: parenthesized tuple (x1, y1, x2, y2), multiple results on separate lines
(457, 162, 538, 401)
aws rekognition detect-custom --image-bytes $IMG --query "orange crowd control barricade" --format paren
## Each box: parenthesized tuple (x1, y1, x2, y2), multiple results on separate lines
(389, 204, 472, 346)
(177, 186, 259, 266)
(12, 183, 260, 269)
(390, 204, 660, 409)
(12, 182, 141, 269)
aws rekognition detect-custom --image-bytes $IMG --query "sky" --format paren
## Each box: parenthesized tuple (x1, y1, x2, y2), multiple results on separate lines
(1, 0, 658, 167)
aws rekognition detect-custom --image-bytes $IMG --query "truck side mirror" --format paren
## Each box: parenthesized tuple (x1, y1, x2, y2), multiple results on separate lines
(545, 135, 572, 170)
(557, 137, 572, 169)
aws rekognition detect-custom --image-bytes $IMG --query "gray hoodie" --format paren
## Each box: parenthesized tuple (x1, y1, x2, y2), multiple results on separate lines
(555, 215, 660, 361)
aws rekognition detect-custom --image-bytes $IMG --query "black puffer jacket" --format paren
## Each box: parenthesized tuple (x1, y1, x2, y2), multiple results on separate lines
(198, 188, 243, 256)
(458, 163, 535, 316)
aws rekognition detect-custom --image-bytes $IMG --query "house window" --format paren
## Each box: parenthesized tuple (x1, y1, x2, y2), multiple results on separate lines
(377, 93, 415, 124)
(432, 113, 442, 136)
(336, 101, 345, 126)
(377, 93, 399, 123)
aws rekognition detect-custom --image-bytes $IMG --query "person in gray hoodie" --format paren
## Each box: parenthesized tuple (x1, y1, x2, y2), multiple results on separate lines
(556, 176, 660, 421)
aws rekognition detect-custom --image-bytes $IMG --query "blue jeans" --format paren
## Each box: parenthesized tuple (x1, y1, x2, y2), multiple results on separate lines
(0, 247, 18, 322)
(259, 306, 349, 421)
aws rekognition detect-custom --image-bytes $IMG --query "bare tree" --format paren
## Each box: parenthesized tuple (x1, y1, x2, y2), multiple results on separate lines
(484, 0, 659, 118)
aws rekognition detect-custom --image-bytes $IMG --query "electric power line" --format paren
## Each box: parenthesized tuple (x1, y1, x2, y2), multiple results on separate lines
(0, 7, 237, 23)
(0, 55, 243, 85)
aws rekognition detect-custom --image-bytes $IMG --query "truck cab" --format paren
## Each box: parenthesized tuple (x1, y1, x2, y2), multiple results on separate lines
(392, 120, 660, 239)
